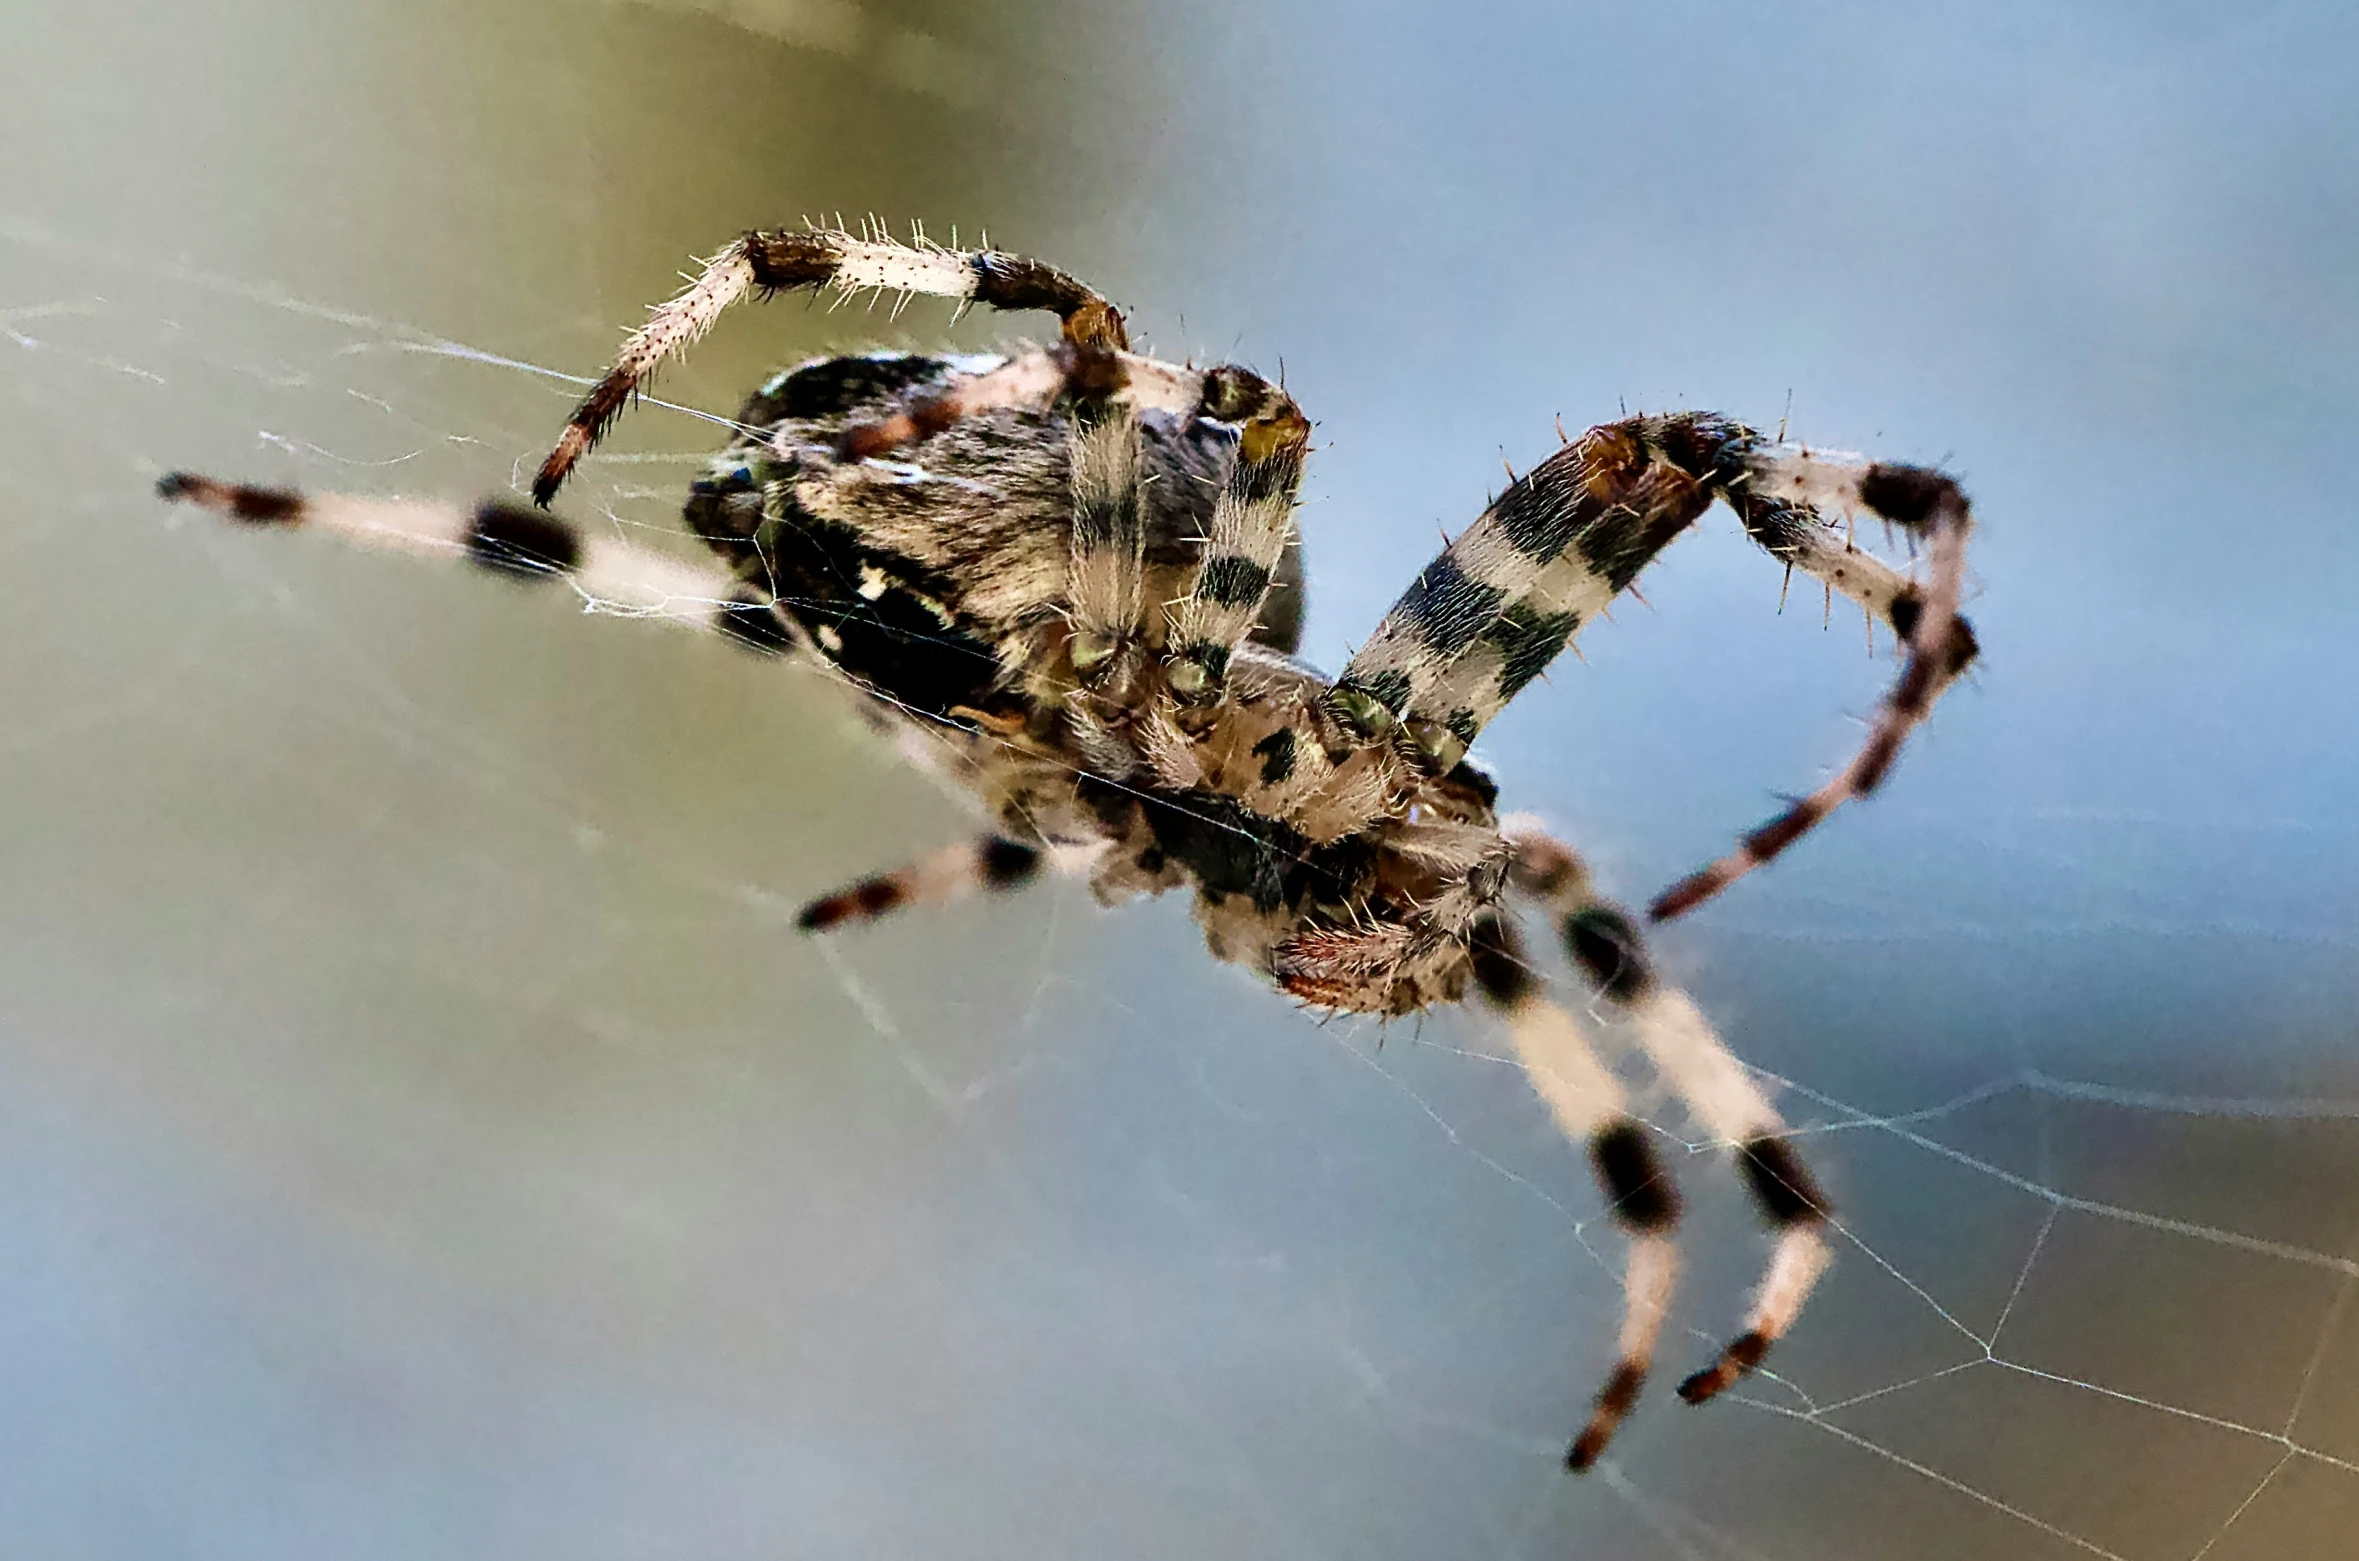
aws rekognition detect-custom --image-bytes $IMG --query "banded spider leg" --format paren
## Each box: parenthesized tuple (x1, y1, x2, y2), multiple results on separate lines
(1467, 911, 1684, 1470)
(1505, 829, 1833, 1449)
(154, 473, 802, 655)
(534, 225, 1131, 505)
(1327, 416, 1978, 918)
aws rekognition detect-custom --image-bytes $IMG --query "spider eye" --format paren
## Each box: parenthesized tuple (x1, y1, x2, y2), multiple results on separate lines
(1166, 658, 1210, 697)
(1070, 631, 1119, 676)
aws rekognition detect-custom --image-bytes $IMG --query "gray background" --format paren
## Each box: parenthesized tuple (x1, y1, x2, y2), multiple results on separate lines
(4, 0, 2357, 1556)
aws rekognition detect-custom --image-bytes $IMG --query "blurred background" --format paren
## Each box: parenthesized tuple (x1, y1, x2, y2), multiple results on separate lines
(5, 0, 2357, 1555)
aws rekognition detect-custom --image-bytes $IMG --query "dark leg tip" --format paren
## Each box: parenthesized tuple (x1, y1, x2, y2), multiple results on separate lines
(1678, 1331, 1771, 1404)
(797, 877, 903, 933)
(1646, 871, 1715, 923)
(1565, 1359, 1646, 1470)
(532, 427, 590, 508)
(796, 896, 849, 933)
(156, 471, 304, 523)
(1675, 1366, 1728, 1405)
(1945, 615, 1981, 676)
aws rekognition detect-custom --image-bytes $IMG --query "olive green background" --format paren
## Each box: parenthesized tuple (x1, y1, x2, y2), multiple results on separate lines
(4, 1, 2357, 1556)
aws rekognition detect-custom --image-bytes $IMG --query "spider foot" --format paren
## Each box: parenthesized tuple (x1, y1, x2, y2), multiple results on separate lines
(1676, 1330, 1770, 1405)
(1565, 1359, 1648, 1471)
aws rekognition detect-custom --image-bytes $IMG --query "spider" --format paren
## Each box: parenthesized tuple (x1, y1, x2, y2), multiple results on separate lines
(158, 222, 1979, 1470)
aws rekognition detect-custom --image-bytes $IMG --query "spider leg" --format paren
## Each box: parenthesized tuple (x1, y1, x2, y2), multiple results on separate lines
(837, 349, 1310, 707)
(533, 227, 1130, 505)
(1330, 415, 1737, 761)
(1326, 417, 1977, 915)
(1063, 388, 1151, 696)
(156, 473, 800, 653)
(1163, 368, 1311, 706)
(1648, 455, 1976, 919)
(795, 835, 1045, 931)
(1507, 830, 1832, 1413)
(831, 345, 1226, 461)
(1467, 912, 1682, 1472)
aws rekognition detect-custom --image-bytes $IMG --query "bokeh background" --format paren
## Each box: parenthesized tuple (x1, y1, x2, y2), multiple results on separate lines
(5, 1, 2358, 1556)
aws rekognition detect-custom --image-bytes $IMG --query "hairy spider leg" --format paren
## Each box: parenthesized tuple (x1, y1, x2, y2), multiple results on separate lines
(155, 474, 800, 655)
(1648, 453, 1976, 919)
(1163, 367, 1312, 706)
(827, 346, 1165, 460)
(534, 227, 1130, 506)
(1330, 417, 1977, 917)
(1506, 830, 1832, 1417)
(1331, 415, 1746, 765)
(158, 470, 1085, 934)
(836, 347, 1313, 708)
(1062, 385, 1150, 695)
(1467, 912, 1682, 1471)
(795, 836, 1047, 931)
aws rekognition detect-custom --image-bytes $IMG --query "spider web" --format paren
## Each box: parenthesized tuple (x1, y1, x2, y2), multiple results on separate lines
(6, 2, 2358, 1557)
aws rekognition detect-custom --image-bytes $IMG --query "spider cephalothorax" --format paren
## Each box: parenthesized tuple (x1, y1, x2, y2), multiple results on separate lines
(159, 222, 1980, 1470)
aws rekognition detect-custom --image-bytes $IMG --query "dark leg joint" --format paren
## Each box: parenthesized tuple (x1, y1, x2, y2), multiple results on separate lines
(1738, 1135, 1830, 1226)
(1738, 803, 1822, 864)
(1589, 1120, 1680, 1231)
(979, 837, 1042, 889)
(1563, 906, 1655, 1003)
(1886, 587, 1980, 675)
(966, 255, 1128, 350)
(467, 499, 583, 579)
(1857, 463, 1965, 531)
(797, 875, 903, 933)
(744, 230, 839, 290)
(1466, 916, 1536, 1009)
